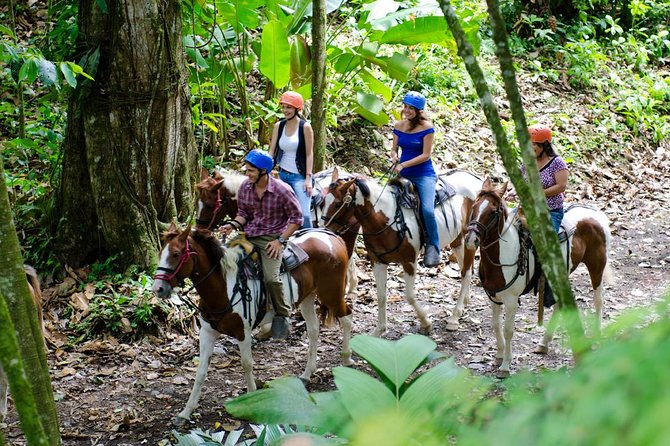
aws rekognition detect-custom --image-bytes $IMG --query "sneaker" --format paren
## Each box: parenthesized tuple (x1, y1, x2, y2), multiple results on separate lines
(271, 316, 290, 340)
(423, 245, 440, 267)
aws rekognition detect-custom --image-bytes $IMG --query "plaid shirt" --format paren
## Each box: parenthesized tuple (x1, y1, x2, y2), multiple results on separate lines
(237, 176, 303, 237)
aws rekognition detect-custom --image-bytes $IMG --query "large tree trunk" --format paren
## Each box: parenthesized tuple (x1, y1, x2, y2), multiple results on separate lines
(55, 0, 198, 269)
(311, 0, 327, 172)
(0, 157, 60, 445)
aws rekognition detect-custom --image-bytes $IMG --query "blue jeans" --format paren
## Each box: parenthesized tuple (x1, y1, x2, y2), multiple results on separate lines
(550, 208, 564, 233)
(404, 174, 439, 249)
(279, 170, 312, 228)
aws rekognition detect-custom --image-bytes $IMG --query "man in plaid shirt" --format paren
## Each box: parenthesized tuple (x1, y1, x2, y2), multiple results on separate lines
(221, 150, 303, 339)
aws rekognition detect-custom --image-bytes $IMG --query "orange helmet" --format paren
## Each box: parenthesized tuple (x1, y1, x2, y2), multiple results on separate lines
(279, 91, 304, 110)
(528, 124, 552, 143)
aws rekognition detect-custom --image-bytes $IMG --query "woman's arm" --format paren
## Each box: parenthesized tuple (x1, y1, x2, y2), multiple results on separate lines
(545, 169, 568, 197)
(303, 122, 314, 191)
(268, 122, 280, 157)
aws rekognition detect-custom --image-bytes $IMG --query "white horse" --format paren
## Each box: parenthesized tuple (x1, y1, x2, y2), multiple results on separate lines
(323, 169, 483, 336)
(464, 179, 613, 376)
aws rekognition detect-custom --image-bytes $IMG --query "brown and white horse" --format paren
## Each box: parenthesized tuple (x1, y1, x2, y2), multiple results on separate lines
(152, 224, 353, 424)
(195, 168, 361, 297)
(464, 179, 612, 376)
(322, 169, 483, 336)
(1, 265, 44, 421)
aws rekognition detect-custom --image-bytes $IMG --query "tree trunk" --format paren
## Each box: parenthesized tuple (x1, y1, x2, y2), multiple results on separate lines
(311, 0, 327, 172)
(437, 0, 586, 355)
(0, 157, 60, 445)
(55, 0, 198, 269)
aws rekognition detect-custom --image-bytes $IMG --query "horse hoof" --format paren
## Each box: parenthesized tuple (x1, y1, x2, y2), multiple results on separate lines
(418, 324, 433, 336)
(370, 328, 385, 337)
(496, 369, 510, 379)
(445, 321, 459, 331)
(299, 375, 311, 386)
(342, 357, 355, 366)
(494, 357, 503, 366)
(534, 345, 549, 355)
(173, 415, 189, 427)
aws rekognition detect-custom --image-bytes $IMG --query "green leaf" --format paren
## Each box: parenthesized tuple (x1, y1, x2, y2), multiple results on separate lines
(18, 58, 39, 84)
(225, 377, 319, 426)
(359, 68, 392, 102)
(0, 25, 15, 39)
(381, 16, 451, 45)
(290, 35, 312, 89)
(333, 53, 362, 74)
(332, 366, 397, 419)
(201, 119, 219, 133)
(351, 334, 436, 390)
(95, 0, 108, 14)
(378, 52, 415, 82)
(37, 59, 58, 87)
(399, 358, 462, 412)
(260, 19, 290, 89)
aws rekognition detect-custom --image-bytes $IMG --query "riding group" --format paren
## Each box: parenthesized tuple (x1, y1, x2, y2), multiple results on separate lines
(151, 90, 612, 424)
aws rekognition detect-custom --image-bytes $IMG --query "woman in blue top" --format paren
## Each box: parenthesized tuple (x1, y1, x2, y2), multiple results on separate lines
(391, 91, 440, 267)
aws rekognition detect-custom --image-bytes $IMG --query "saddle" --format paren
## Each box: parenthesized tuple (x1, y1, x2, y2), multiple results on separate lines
(389, 175, 457, 210)
(227, 233, 309, 273)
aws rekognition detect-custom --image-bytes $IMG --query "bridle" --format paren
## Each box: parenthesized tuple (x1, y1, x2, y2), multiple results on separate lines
(154, 239, 199, 285)
(466, 200, 505, 250)
(322, 188, 357, 235)
(196, 187, 228, 230)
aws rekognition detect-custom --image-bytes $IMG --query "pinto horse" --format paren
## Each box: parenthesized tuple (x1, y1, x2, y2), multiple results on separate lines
(152, 224, 353, 424)
(322, 169, 483, 336)
(195, 168, 361, 297)
(464, 179, 612, 376)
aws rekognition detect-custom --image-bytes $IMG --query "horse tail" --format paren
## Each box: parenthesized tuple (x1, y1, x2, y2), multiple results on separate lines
(24, 265, 45, 337)
(602, 262, 615, 286)
(318, 302, 337, 328)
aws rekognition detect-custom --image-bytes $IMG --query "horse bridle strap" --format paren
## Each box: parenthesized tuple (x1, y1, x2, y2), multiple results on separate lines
(154, 240, 198, 282)
(196, 188, 225, 230)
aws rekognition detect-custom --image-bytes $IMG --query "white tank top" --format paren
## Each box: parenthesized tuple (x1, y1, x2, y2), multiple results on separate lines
(278, 125, 300, 173)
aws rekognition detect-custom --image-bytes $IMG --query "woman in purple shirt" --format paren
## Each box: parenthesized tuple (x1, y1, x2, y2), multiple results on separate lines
(526, 124, 569, 232)
(391, 91, 440, 267)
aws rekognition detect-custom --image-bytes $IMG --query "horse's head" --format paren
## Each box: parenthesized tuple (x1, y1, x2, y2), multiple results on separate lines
(153, 222, 198, 298)
(322, 167, 361, 232)
(465, 178, 507, 250)
(195, 169, 238, 230)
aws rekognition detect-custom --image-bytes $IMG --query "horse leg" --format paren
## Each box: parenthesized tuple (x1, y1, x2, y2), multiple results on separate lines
(339, 313, 354, 366)
(498, 295, 519, 377)
(345, 254, 359, 299)
(535, 305, 561, 354)
(491, 302, 505, 366)
(175, 319, 221, 425)
(238, 325, 256, 392)
(0, 365, 7, 421)
(371, 263, 389, 337)
(593, 283, 604, 332)
(446, 244, 474, 331)
(403, 271, 432, 335)
(299, 296, 319, 383)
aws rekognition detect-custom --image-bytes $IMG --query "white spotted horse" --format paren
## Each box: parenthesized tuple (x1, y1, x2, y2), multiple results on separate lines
(322, 168, 483, 336)
(152, 223, 352, 424)
(195, 167, 361, 298)
(464, 179, 613, 376)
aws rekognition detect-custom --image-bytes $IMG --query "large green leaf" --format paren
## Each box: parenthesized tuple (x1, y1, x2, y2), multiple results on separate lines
(399, 358, 462, 413)
(333, 53, 362, 74)
(260, 19, 290, 89)
(218, 0, 264, 31)
(381, 16, 451, 45)
(332, 366, 397, 420)
(36, 58, 58, 87)
(311, 391, 354, 437)
(355, 92, 389, 126)
(359, 68, 392, 102)
(225, 377, 319, 426)
(290, 35, 311, 89)
(350, 335, 436, 391)
(18, 58, 39, 84)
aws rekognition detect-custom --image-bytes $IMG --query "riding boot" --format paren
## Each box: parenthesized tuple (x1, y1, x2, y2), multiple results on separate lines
(543, 281, 556, 308)
(271, 316, 290, 340)
(423, 245, 441, 268)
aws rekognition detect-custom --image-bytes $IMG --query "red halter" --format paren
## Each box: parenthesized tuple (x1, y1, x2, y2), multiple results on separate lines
(153, 239, 198, 283)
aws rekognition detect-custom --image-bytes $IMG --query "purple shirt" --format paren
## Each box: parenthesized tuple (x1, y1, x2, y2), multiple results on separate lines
(237, 176, 303, 237)
(522, 156, 569, 210)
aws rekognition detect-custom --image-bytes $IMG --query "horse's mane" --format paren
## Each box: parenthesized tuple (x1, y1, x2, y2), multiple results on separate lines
(191, 229, 225, 263)
(476, 184, 505, 206)
(222, 170, 246, 195)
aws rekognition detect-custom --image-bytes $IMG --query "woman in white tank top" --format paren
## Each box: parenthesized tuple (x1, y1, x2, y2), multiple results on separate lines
(268, 91, 314, 228)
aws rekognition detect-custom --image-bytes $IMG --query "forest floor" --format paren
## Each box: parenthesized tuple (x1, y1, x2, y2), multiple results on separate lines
(3, 148, 670, 445)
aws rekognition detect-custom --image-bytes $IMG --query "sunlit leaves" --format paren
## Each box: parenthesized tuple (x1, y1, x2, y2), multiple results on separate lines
(260, 19, 291, 88)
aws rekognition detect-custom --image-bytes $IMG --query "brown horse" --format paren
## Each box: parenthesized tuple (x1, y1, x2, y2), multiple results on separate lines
(152, 223, 353, 424)
(464, 179, 612, 376)
(322, 169, 483, 336)
(195, 168, 361, 298)
(0, 265, 44, 421)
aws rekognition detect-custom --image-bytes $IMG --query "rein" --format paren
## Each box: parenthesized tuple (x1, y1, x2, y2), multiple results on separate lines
(196, 188, 227, 229)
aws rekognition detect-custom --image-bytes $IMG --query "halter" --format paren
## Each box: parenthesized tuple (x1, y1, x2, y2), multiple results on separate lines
(467, 202, 504, 249)
(196, 188, 226, 230)
(154, 239, 199, 283)
(322, 192, 355, 234)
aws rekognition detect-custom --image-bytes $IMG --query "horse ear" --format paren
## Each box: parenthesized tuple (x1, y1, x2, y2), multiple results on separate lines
(341, 178, 356, 193)
(213, 169, 224, 181)
(331, 166, 339, 183)
(500, 181, 509, 196)
(482, 177, 492, 189)
(212, 179, 225, 192)
(200, 168, 209, 181)
(178, 224, 191, 241)
(168, 221, 177, 232)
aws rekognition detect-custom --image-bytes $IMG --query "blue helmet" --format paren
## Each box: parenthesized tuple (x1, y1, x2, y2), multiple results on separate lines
(402, 91, 426, 110)
(244, 149, 274, 172)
